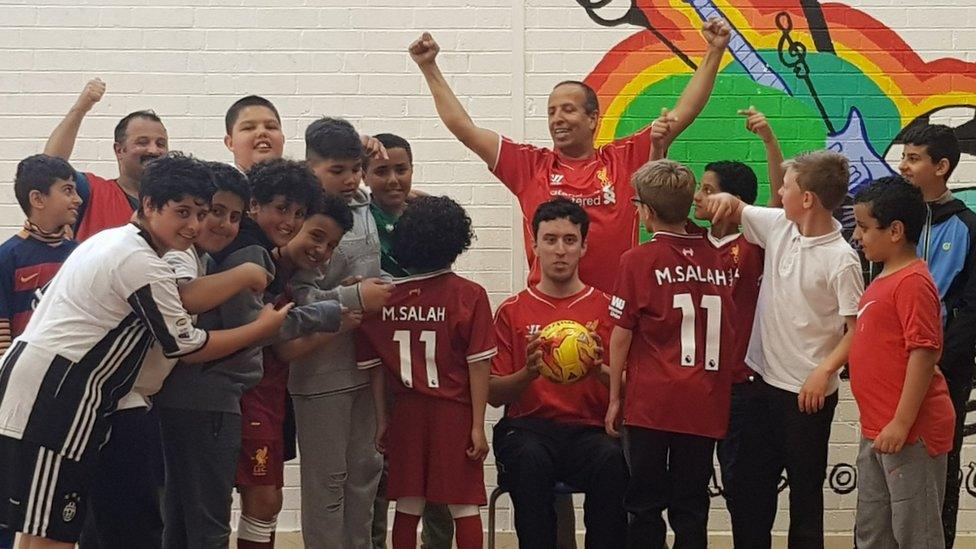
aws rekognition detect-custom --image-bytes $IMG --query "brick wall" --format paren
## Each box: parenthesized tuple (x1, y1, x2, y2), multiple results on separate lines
(1, 0, 975, 540)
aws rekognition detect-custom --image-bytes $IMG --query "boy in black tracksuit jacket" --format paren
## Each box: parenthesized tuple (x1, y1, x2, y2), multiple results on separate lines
(894, 124, 976, 548)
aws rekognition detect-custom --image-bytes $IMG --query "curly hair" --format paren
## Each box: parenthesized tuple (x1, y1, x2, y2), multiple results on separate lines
(139, 152, 215, 217)
(310, 191, 354, 233)
(246, 158, 319, 211)
(392, 196, 473, 272)
(207, 161, 251, 206)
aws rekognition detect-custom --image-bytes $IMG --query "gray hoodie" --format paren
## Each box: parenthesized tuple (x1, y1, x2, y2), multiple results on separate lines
(289, 187, 382, 396)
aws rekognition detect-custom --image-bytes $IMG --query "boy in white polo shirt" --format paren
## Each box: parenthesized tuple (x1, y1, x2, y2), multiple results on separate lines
(700, 150, 864, 549)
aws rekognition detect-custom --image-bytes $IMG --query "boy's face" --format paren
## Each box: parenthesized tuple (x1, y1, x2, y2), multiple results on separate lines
(853, 202, 899, 263)
(115, 118, 168, 182)
(364, 147, 413, 214)
(308, 155, 363, 202)
(779, 168, 809, 222)
(142, 196, 208, 254)
(282, 213, 345, 271)
(899, 143, 949, 192)
(693, 170, 722, 221)
(195, 190, 245, 254)
(534, 218, 586, 284)
(225, 106, 285, 172)
(250, 195, 306, 248)
(33, 178, 83, 227)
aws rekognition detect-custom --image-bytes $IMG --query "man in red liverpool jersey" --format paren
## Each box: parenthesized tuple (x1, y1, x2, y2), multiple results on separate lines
(607, 160, 736, 549)
(490, 198, 627, 549)
(408, 21, 731, 292)
(44, 78, 169, 241)
(356, 196, 495, 549)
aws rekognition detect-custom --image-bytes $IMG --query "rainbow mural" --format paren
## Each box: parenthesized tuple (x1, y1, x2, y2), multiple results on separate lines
(579, 0, 976, 207)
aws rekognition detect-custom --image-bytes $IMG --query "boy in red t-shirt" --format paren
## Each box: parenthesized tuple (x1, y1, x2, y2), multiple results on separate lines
(606, 160, 735, 548)
(356, 196, 495, 549)
(850, 176, 955, 548)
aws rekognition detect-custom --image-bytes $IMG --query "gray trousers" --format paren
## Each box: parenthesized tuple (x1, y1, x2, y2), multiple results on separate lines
(158, 408, 241, 549)
(856, 437, 947, 549)
(294, 388, 383, 549)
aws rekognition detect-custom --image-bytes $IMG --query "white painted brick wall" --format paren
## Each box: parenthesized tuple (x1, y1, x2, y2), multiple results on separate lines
(1, 0, 975, 541)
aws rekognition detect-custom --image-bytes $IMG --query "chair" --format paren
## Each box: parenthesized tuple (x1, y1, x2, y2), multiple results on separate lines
(486, 481, 581, 549)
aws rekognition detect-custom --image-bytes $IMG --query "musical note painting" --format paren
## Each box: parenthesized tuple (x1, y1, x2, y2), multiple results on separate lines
(577, 0, 976, 207)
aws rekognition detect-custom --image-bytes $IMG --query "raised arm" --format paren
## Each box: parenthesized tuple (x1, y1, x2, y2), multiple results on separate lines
(44, 78, 106, 160)
(739, 107, 786, 206)
(410, 32, 500, 168)
(654, 19, 730, 153)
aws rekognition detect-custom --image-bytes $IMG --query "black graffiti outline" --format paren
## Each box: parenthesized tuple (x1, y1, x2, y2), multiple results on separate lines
(775, 11, 836, 134)
(576, 0, 697, 70)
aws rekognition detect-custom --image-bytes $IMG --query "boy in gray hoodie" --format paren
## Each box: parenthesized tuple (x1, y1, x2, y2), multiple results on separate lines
(290, 117, 393, 549)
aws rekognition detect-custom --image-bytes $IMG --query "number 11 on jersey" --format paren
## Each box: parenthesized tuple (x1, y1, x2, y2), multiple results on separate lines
(393, 330, 440, 388)
(672, 293, 722, 371)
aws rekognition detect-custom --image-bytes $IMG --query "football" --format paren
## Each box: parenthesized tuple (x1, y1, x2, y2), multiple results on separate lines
(537, 320, 599, 384)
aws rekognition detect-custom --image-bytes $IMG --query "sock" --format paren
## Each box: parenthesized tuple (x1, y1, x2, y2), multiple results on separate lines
(453, 514, 483, 549)
(393, 511, 422, 549)
(237, 514, 276, 548)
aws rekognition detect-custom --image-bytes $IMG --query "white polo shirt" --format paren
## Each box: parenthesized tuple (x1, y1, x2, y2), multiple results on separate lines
(742, 206, 863, 394)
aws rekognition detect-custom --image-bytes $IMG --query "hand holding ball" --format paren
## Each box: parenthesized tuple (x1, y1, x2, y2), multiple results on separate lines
(537, 320, 599, 384)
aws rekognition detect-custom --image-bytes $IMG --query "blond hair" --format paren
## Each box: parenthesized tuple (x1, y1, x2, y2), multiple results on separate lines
(631, 159, 696, 224)
(782, 150, 849, 211)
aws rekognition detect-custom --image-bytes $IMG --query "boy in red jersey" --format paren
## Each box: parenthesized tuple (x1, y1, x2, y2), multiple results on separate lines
(850, 176, 955, 548)
(606, 160, 735, 548)
(491, 197, 627, 549)
(357, 196, 495, 549)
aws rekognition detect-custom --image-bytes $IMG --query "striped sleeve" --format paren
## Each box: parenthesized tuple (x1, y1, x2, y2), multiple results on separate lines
(465, 287, 497, 364)
(127, 277, 208, 358)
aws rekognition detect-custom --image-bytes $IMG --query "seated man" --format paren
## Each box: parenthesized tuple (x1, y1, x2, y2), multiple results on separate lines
(489, 198, 627, 549)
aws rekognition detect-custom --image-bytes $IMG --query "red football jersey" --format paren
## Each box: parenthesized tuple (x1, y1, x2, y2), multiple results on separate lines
(492, 128, 654, 292)
(356, 270, 497, 404)
(610, 231, 736, 439)
(492, 286, 611, 427)
(708, 232, 764, 384)
(75, 173, 137, 242)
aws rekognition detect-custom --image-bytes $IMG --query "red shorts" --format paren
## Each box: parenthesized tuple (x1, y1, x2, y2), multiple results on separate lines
(386, 392, 486, 505)
(236, 349, 289, 487)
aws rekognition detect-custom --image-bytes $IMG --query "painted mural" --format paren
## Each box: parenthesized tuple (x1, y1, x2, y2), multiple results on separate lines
(575, 0, 976, 497)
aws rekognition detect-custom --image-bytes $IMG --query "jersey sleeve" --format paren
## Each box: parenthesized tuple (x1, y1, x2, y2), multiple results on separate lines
(0, 246, 14, 320)
(72, 171, 92, 233)
(465, 287, 497, 364)
(741, 205, 785, 248)
(609, 251, 641, 329)
(613, 126, 655, 173)
(895, 273, 943, 353)
(490, 299, 518, 376)
(162, 249, 201, 283)
(830, 255, 865, 317)
(490, 136, 546, 196)
(355, 325, 382, 370)
(123, 259, 209, 358)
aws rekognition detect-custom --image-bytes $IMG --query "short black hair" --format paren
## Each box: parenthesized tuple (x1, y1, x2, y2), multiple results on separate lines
(553, 80, 599, 116)
(901, 124, 961, 180)
(246, 158, 319, 211)
(393, 196, 473, 272)
(309, 191, 354, 233)
(854, 175, 926, 245)
(207, 161, 251, 206)
(704, 161, 758, 205)
(225, 95, 282, 135)
(114, 110, 164, 144)
(14, 154, 75, 216)
(305, 117, 364, 162)
(139, 152, 215, 217)
(365, 133, 413, 169)
(532, 197, 590, 241)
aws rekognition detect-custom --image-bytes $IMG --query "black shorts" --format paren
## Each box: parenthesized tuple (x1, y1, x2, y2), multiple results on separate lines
(0, 435, 92, 543)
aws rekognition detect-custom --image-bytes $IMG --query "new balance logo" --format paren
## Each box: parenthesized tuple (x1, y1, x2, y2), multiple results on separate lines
(609, 296, 625, 319)
(550, 174, 565, 186)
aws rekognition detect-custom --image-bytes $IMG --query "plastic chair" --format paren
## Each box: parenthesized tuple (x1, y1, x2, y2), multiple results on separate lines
(486, 481, 580, 549)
